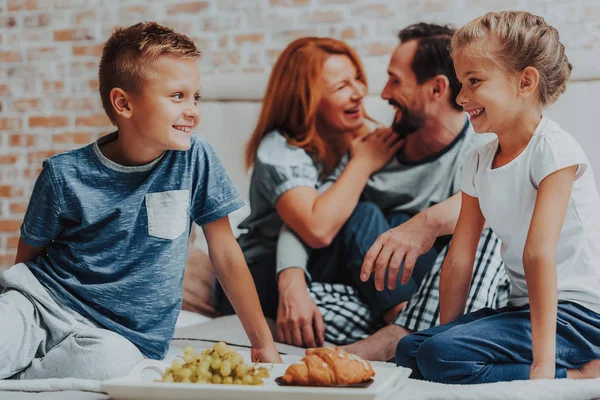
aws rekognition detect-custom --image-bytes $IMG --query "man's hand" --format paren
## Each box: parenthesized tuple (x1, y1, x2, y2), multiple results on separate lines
(361, 212, 440, 291)
(530, 360, 556, 380)
(251, 343, 283, 363)
(276, 283, 325, 348)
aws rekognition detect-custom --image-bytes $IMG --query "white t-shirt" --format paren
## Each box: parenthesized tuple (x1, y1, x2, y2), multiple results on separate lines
(461, 116, 600, 313)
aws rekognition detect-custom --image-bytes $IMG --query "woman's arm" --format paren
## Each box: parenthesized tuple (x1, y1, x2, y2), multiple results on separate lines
(439, 192, 486, 324)
(203, 216, 282, 363)
(276, 130, 402, 248)
(524, 165, 577, 380)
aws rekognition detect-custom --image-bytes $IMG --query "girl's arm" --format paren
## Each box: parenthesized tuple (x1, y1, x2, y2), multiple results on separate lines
(524, 165, 577, 380)
(439, 192, 485, 324)
(202, 216, 282, 363)
(276, 130, 402, 249)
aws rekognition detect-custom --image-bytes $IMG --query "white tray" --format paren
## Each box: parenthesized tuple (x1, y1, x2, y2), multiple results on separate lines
(102, 359, 411, 400)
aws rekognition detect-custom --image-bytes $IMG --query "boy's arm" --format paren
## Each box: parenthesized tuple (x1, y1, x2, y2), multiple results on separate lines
(15, 238, 46, 264)
(202, 216, 282, 363)
(439, 192, 485, 324)
(524, 165, 576, 380)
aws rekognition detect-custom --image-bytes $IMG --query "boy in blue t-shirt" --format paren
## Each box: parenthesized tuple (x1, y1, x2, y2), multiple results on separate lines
(0, 22, 281, 381)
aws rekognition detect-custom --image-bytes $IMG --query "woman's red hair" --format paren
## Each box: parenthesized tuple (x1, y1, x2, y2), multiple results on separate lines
(245, 37, 368, 174)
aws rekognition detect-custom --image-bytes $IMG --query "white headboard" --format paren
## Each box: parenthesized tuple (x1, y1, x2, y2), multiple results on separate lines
(198, 51, 600, 202)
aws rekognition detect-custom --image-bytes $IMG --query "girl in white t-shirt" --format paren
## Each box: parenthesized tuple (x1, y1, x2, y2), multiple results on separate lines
(395, 11, 600, 384)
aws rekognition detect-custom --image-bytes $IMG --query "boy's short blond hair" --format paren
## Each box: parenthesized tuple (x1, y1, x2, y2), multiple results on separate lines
(451, 11, 572, 106)
(99, 21, 201, 124)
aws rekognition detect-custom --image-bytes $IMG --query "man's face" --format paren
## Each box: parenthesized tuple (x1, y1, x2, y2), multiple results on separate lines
(381, 40, 427, 138)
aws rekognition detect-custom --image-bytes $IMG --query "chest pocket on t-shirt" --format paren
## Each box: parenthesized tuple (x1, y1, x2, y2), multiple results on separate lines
(145, 190, 190, 240)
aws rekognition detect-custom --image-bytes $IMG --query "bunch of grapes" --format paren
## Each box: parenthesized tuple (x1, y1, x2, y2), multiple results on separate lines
(159, 341, 270, 385)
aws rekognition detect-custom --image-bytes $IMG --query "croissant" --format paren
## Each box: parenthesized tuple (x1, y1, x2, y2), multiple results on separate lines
(282, 347, 375, 386)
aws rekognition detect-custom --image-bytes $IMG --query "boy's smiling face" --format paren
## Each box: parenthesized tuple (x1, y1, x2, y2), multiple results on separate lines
(128, 54, 201, 152)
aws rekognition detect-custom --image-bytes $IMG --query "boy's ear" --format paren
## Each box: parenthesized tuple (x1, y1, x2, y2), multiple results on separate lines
(518, 66, 540, 99)
(110, 88, 133, 119)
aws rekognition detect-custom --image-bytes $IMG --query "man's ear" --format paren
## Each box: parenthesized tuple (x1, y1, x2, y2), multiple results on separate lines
(430, 75, 450, 102)
(518, 66, 540, 99)
(110, 88, 133, 119)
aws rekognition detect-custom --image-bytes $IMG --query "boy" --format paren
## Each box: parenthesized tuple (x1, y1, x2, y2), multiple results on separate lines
(0, 22, 281, 381)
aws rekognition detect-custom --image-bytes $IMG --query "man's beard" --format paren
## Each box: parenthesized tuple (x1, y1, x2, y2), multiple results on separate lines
(390, 101, 426, 139)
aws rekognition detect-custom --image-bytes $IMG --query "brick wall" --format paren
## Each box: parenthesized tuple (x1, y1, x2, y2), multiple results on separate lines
(1, 0, 599, 267)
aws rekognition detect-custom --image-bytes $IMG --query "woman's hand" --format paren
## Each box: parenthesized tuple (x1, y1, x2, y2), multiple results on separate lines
(251, 343, 283, 363)
(350, 128, 404, 174)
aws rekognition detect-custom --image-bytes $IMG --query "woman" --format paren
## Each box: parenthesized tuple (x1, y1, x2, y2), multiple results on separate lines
(214, 37, 402, 331)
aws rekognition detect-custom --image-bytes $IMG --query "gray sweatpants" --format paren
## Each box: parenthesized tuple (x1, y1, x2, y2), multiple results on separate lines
(0, 263, 144, 380)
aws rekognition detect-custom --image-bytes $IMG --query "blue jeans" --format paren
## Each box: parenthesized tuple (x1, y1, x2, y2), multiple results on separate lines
(395, 302, 600, 384)
(310, 202, 439, 319)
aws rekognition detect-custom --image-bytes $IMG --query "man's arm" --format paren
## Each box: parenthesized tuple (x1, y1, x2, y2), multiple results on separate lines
(360, 192, 462, 290)
(203, 216, 282, 363)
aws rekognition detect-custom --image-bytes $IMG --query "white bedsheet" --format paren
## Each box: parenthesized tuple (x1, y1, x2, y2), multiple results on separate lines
(1, 312, 599, 400)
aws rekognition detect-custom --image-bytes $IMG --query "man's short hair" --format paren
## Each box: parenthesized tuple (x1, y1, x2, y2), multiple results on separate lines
(398, 23, 462, 111)
(99, 22, 202, 124)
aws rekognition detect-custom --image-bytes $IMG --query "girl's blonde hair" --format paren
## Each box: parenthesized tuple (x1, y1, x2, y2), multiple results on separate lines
(244, 37, 368, 174)
(451, 11, 572, 106)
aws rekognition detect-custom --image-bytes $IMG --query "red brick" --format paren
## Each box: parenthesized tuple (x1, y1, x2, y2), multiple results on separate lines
(0, 118, 21, 130)
(0, 255, 17, 269)
(58, 98, 97, 111)
(54, 28, 94, 42)
(0, 155, 19, 164)
(10, 98, 41, 112)
(10, 202, 29, 214)
(29, 116, 68, 128)
(76, 114, 111, 127)
(72, 44, 104, 57)
(43, 81, 65, 94)
(7, 0, 41, 11)
(27, 150, 59, 164)
(167, 2, 209, 14)
(6, 236, 19, 249)
(235, 34, 264, 45)
(0, 51, 22, 62)
(0, 220, 21, 232)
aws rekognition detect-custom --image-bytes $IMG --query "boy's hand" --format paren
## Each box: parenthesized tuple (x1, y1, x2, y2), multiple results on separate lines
(251, 343, 283, 363)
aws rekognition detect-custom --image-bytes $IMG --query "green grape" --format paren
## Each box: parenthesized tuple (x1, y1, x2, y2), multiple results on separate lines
(211, 375, 223, 384)
(211, 357, 222, 370)
(252, 375, 264, 385)
(233, 378, 242, 385)
(183, 345, 194, 355)
(203, 355, 213, 365)
(220, 361, 232, 377)
(179, 368, 192, 379)
(213, 341, 228, 354)
(198, 362, 210, 374)
(236, 363, 248, 377)
(171, 359, 183, 372)
(183, 353, 194, 364)
(242, 374, 253, 385)
(181, 378, 191, 383)
(223, 376, 233, 385)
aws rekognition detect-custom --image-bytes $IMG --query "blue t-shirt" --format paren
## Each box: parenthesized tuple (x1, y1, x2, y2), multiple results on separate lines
(20, 132, 244, 359)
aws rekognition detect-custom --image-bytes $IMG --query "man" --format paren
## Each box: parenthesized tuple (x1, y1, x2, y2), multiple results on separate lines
(275, 23, 509, 360)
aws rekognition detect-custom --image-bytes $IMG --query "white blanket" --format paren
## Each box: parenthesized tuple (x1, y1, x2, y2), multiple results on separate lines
(1, 312, 600, 400)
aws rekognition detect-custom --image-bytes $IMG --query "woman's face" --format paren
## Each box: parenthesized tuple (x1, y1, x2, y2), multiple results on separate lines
(316, 54, 366, 135)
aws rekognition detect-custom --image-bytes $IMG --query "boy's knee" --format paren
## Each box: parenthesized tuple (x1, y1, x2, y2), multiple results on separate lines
(72, 329, 144, 380)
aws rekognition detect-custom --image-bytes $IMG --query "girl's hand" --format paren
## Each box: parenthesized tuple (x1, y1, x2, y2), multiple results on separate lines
(251, 343, 283, 363)
(530, 361, 555, 380)
(350, 128, 404, 174)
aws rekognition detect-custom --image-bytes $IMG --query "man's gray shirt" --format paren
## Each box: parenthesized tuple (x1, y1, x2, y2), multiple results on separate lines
(277, 118, 492, 276)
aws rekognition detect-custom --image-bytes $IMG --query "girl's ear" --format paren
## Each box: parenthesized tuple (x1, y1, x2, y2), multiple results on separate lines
(519, 66, 540, 100)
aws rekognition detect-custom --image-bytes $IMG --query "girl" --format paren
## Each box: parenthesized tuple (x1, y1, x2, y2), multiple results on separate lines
(395, 11, 600, 384)
(214, 37, 402, 346)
